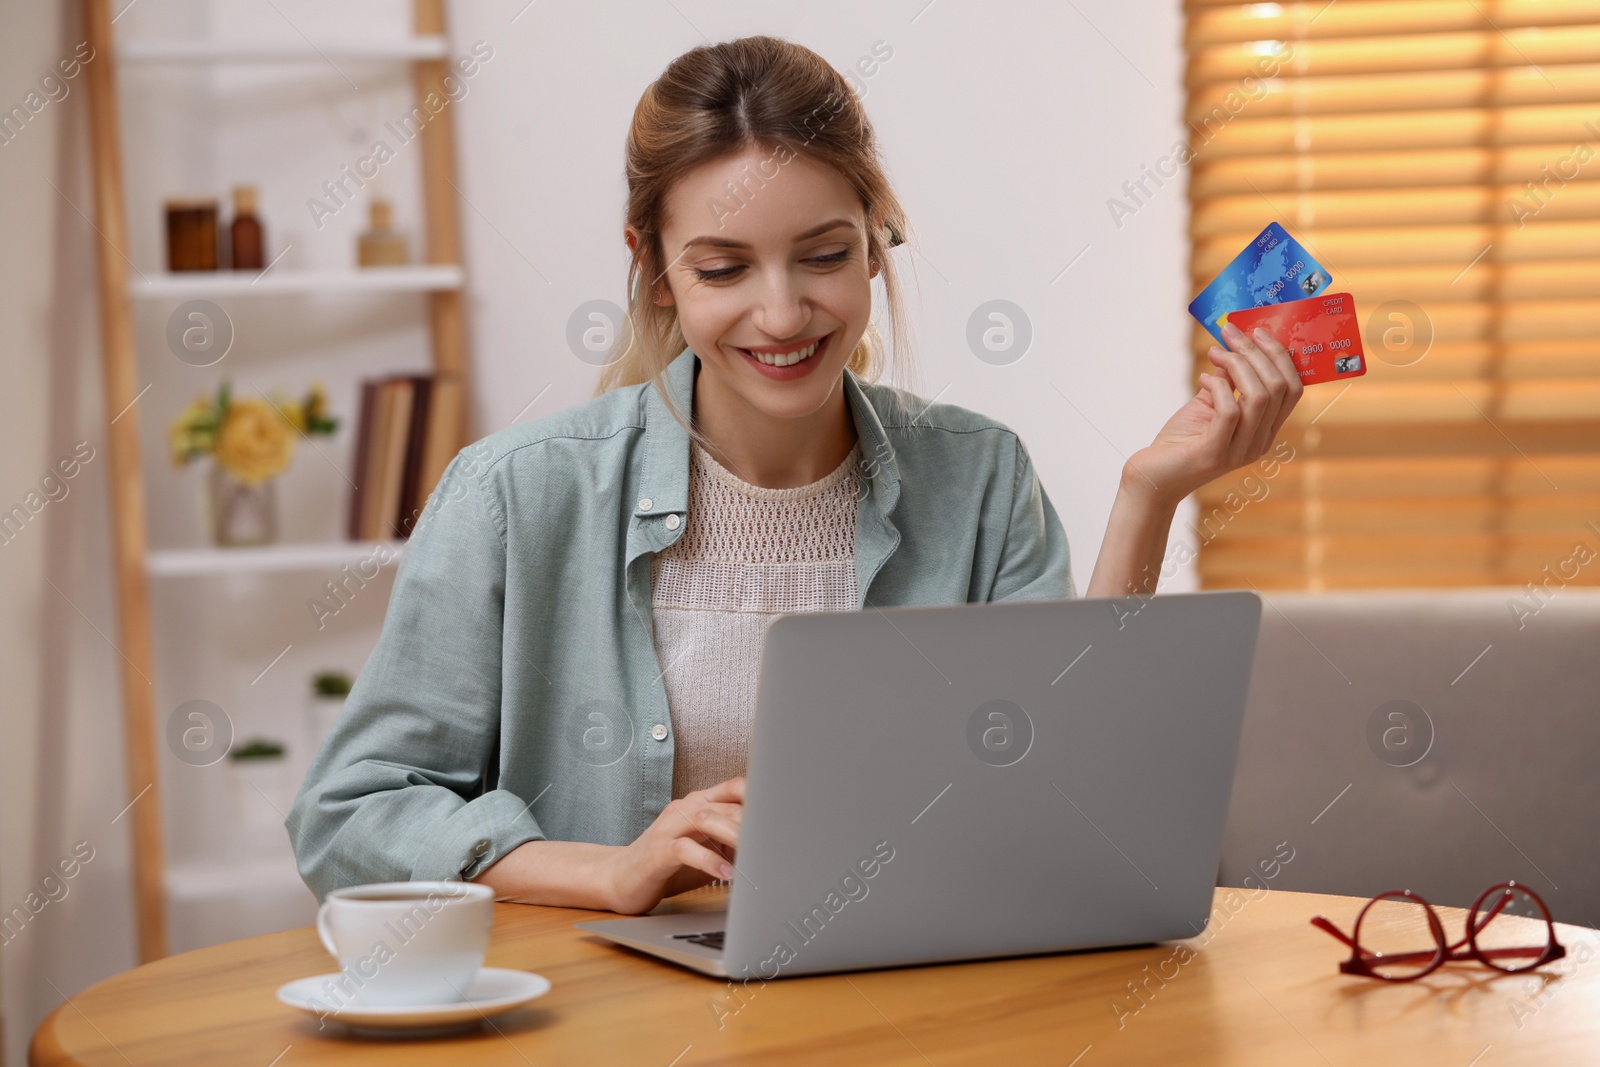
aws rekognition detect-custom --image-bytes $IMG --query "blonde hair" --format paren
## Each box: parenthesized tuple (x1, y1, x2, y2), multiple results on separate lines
(594, 35, 918, 446)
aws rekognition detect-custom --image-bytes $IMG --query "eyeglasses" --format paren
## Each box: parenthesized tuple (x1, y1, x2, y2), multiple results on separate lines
(1310, 881, 1566, 981)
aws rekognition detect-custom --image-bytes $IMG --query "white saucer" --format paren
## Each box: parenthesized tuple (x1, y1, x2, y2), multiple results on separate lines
(276, 967, 552, 1038)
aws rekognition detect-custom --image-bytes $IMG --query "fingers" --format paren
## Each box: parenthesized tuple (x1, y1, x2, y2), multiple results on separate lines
(1252, 325, 1305, 441)
(1214, 322, 1292, 464)
(695, 776, 746, 804)
(678, 778, 745, 847)
(1240, 322, 1302, 385)
(1212, 327, 1273, 465)
(1241, 323, 1303, 441)
(613, 797, 739, 910)
(673, 835, 734, 882)
(1197, 370, 1240, 456)
(687, 804, 742, 851)
(634, 778, 751, 899)
(1238, 322, 1300, 444)
(662, 797, 740, 841)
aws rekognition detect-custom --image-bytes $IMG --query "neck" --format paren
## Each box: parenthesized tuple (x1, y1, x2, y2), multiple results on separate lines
(690, 361, 858, 489)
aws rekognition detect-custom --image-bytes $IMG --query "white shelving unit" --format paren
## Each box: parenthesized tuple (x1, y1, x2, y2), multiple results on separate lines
(83, 0, 471, 961)
(165, 856, 312, 904)
(146, 540, 407, 578)
(119, 37, 449, 63)
(130, 265, 464, 299)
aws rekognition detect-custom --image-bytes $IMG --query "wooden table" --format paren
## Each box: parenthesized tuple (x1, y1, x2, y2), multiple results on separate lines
(30, 886, 1600, 1065)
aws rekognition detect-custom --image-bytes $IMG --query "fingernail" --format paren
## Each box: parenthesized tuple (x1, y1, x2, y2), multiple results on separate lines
(1223, 322, 1241, 336)
(720, 863, 734, 879)
(1253, 327, 1271, 342)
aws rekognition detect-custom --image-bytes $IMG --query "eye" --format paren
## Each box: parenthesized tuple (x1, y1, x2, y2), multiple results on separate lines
(689, 248, 853, 283)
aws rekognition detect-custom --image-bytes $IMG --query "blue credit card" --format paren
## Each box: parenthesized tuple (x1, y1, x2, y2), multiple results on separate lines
(1188, 222, 1332, 344)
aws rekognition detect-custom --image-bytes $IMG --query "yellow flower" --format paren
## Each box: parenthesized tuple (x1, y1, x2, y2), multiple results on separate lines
(214, 397, 294, 485)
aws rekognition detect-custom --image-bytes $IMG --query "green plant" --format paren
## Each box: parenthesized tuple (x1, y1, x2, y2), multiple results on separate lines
(229, 737, 286, 761)
(313, 670, 352, 697)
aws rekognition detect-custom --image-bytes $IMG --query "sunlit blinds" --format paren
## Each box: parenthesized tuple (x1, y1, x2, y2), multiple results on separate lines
(1185, 0, 1600, 590)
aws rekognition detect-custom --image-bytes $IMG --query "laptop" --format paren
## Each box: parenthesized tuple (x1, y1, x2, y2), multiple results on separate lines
(576, 590, 1263, 979)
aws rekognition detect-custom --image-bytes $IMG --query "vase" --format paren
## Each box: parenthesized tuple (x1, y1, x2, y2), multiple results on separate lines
(206, 463, 277, 547)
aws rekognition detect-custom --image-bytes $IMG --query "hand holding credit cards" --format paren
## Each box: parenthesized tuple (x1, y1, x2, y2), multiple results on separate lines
(1189, 221, 1365, 385)
(1115, 222, 1318, 509)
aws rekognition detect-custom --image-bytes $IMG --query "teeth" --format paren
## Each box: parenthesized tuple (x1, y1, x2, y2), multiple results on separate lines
(744, 335, 825, 367)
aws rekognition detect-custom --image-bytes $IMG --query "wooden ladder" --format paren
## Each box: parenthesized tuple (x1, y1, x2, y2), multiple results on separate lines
(80, 0, 470, 963)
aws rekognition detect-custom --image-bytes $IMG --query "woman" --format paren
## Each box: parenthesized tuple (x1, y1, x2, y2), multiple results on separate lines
(288, 36, 1301, 915)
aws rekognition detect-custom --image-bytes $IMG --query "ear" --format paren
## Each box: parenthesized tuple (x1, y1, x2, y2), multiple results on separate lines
(868, 209, 894, 277)
(625, 227, 674, 306)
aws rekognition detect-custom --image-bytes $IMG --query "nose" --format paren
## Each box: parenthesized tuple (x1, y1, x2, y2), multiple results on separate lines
(751, 265, 809, 341)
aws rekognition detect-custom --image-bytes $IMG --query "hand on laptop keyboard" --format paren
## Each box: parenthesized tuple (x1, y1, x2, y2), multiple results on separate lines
(603, 775, 745, 915)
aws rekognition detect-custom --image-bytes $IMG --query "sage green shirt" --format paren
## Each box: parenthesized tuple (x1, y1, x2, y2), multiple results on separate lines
(287, 345, 1077, 901)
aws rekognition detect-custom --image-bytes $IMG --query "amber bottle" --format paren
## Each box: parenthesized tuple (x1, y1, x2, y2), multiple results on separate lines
(230, 185, 264, 270)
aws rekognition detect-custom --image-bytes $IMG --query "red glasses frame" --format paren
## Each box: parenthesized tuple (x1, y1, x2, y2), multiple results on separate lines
(1310, 881, 1567, 981)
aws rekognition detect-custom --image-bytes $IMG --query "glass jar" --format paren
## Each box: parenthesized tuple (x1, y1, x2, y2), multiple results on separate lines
(358, 198, 409, 266)
(165, 198, 220, 272)
(205, 463, 277, 547)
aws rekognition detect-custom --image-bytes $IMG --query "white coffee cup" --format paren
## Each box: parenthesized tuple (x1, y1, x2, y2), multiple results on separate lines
(315, 881, 494, 1007)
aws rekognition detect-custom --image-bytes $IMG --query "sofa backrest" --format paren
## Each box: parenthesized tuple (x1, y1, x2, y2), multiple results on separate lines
(1218, 588, 1600, 929)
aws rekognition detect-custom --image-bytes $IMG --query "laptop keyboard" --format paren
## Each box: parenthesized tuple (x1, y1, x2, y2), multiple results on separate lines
(672, 930, 725, 951)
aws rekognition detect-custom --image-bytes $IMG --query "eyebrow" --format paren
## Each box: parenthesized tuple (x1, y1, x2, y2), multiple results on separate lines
(681, 217, 857, 252)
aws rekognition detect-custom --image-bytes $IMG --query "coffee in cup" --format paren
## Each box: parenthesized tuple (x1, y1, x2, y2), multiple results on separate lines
(315, 881, 493, 1007)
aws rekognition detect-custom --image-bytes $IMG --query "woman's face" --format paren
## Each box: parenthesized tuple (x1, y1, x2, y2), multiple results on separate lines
(638, 144, 878, 423)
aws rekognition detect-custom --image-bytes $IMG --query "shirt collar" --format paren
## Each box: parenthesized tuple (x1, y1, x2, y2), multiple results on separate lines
(636, 344, 902, 523)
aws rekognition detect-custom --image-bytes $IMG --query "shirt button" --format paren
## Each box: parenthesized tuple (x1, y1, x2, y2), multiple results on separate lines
(651, 724, 668, 741)
(472, 839, 491, 856)
(638, 498, 653, 512)
(665, 514, 681, 531)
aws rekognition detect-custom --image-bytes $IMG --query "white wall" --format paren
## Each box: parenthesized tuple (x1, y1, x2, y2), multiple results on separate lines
(0, 2, 1188, 1062)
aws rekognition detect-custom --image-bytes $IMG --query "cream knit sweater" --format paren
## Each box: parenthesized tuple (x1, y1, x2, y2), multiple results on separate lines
(650, 437, 862, 799)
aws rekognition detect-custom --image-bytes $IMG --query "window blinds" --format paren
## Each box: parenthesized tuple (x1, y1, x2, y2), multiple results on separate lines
(1184, 0, 1600, 590)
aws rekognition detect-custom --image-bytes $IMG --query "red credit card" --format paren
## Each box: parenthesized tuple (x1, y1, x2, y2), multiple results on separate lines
(1220, 292, 1366, 385)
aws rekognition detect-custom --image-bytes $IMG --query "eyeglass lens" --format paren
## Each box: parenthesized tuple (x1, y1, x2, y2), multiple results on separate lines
(1355, 893, 1442, 979)
(1469, 884, 1554, 973)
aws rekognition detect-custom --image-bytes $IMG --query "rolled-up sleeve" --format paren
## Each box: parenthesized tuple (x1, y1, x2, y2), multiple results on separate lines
(989, 435, 1078, 602)
(287, 446, 545, 902)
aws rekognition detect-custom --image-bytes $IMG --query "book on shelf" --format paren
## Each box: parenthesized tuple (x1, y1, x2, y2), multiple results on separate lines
(345, 372, 464, 541)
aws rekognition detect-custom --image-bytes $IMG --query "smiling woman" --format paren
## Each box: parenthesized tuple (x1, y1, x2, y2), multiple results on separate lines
(290, 34, 1306, 920)
(599, 35, 917, 490)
